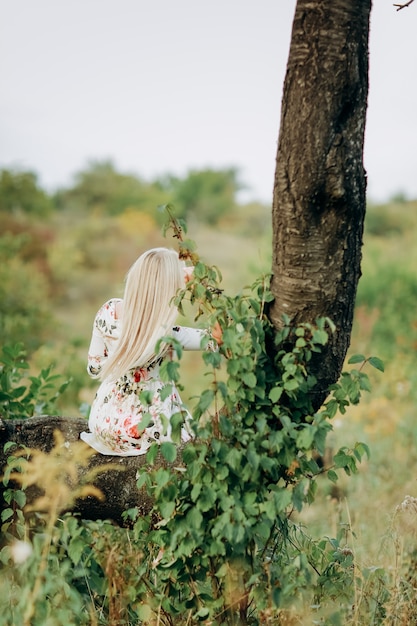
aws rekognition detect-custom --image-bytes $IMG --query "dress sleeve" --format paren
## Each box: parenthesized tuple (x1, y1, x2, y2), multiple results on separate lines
(87, 299, 120, 378)
(172, 326, 217, 351)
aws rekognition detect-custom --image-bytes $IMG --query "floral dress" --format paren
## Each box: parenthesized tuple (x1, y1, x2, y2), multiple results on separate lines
(80, 298, 210, 456)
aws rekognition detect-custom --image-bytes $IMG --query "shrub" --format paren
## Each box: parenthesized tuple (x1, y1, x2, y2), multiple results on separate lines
(0, 213, 382, 625)
(0, 343, 71, 420)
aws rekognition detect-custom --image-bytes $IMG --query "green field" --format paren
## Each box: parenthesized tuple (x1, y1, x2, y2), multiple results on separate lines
(1, 165, 417, 624)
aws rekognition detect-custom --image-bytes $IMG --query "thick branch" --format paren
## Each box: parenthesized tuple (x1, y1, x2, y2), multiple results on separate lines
(0, 416, 175, 524)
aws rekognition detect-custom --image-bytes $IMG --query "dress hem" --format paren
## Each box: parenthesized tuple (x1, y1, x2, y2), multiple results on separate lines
(80, 431, 148, 457)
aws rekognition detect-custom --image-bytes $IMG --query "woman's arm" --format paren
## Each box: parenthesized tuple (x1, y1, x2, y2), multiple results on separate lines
(87, 326, 108, 378)
(172, 323, 222, 351)
(87, 299, 120, 378)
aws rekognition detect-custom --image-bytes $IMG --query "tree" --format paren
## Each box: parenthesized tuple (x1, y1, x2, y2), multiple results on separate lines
(0, 169, 53, 217)
(269, 0, 371, 409)
(54, 160, 169, 216)
(169, 167, 241, 224)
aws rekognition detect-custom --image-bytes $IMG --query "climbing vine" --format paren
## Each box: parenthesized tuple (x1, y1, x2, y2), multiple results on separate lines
(133, 208, 379, 624)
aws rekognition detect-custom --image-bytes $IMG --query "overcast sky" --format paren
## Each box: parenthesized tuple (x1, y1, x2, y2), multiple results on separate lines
(0, 1, 416, 204)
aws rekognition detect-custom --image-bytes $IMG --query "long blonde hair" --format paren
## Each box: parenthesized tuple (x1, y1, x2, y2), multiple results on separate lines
(99, 247, 184, 381)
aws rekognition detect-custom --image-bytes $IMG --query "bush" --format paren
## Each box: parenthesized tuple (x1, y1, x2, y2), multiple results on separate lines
(0, 343, 71, 420)
(0, 215, 381, 625)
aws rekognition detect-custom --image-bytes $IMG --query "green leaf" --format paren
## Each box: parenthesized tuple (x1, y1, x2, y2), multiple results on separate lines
(146, 442, 159, 464)
(197, 485, 217, 512)
(354, 441, 371, 461)
(368, 356, 384, 372)
(283, 378, 299, 392)
(242, 372, 257, 388)
(155, 469, 171, 488)
(68, 537, 85, 565)
(274, 489, 292, 512)
(333, 449, 351, 469)
(160, 442, 177, 463)
(194, 262, 207, 279)
(295, 337, 307, 348)
(160, 359, 180, 382)
(226, 448, 241, 471)
(312, 329, 328, 345)
(327, 469, 339, 483)
(159, 384, 173, 401)
(159, 500, 175, 519)
(13, 490, 26, 508)
(191, 482, 202, 502)
(348, 354, 366, 364)
(324, 398, 339, 419)
(182, 444, 197, 465)
(186, 507, 203, 529)
(269, 386, 283, 403)
(359, 374, 372, 392)
(0, 546, 11, 565)
(197, 389, 214, 413)
(136, 470, 150, 489)
(296, 425, 315, 450)
(139, 390, 153, 405)
(1, 508, 13, 522)
(260, 499, 276, 521)
(334, 449, 358, 476)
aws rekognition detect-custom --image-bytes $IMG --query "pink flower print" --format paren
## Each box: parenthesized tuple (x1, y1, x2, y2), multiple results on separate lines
(123, 416, 142, 439)
(133, 368, 149, 383)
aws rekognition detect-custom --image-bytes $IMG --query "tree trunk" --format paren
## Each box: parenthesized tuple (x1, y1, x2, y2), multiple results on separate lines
(270, 0, 371, 408)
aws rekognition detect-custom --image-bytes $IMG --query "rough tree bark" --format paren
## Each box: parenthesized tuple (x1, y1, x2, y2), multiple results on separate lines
(270, 0, 371, 408)
(0, 416, 177, 525)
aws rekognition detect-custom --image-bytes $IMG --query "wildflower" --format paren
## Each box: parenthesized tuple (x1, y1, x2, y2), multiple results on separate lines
(395, 495, 417, 536)
(396, 495, 417, 515)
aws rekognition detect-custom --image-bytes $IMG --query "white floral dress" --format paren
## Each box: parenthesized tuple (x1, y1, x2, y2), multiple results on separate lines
(80, 298, 210, 456)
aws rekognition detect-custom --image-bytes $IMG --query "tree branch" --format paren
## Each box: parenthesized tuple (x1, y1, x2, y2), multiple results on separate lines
(0, 416, 180, 524)
(394, 0, 414, 10)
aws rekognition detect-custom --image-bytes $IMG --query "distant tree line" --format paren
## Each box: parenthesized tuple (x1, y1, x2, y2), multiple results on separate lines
(0, 161, 246, 225)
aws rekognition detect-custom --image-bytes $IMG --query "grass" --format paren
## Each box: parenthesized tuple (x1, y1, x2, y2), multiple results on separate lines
(2, 198, 417, 623)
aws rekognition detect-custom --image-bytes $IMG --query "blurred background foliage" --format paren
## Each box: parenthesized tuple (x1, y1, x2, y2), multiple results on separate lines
(1, 161, 417, 582)
(0, 162, 271, 412)
(0, 161, 416, 427)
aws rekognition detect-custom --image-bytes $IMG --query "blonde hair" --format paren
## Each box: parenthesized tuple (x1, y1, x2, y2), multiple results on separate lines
(99, 247, 184, 381)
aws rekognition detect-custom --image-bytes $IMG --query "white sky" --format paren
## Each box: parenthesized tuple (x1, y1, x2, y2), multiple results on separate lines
(0, 0, 416, 204)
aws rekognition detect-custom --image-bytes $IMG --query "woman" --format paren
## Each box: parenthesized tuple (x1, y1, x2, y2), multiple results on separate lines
(80, 247, 219, 456)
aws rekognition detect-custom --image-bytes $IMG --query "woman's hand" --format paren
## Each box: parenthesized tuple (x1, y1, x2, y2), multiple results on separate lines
(211, 321, 223, 345)
(183, 266, 194, 283)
